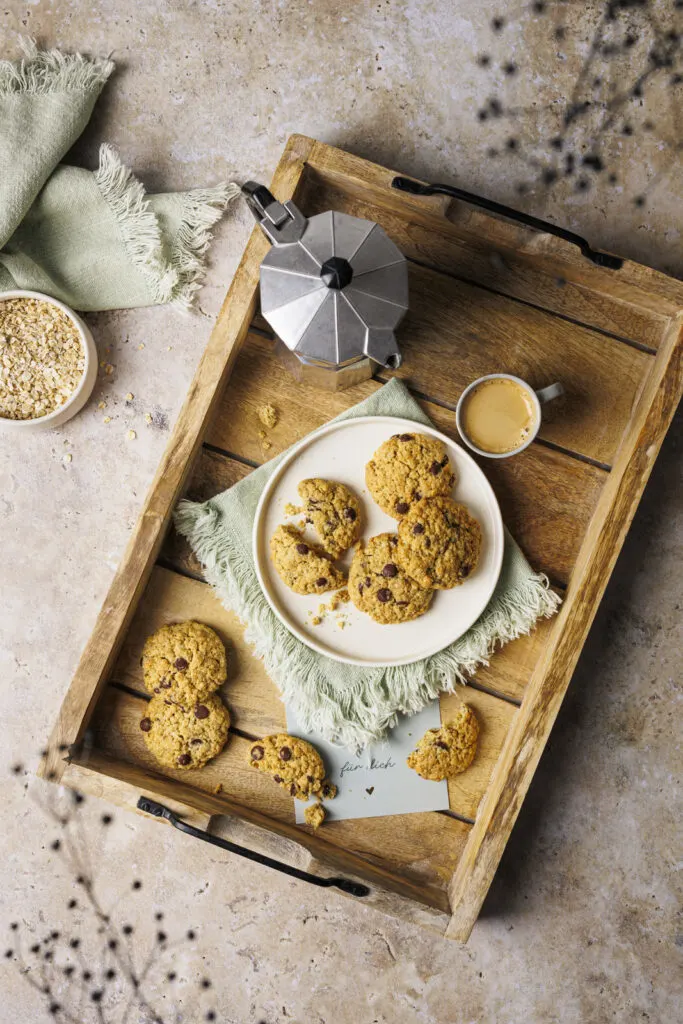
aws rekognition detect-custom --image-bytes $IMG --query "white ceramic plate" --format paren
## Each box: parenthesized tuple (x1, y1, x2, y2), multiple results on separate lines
(253, 416, 504, 667)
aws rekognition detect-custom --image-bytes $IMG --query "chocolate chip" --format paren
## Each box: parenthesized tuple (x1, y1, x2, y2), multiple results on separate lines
(377, 588, 392, 603)
(315, 577, 328, 588)
(174, 657, 189, 671)
(424, 538, 432, 549)
(365, 576, 371, 586)
(251, 745, 264, 761)
(414, 491, 422, 501)
(322, 782, 334, 797)
(441, 456, 450, 468)
(273, 774, 282, 783)
(461, 564, 471, 577)
(177, 754, 191, 766)
(434, 740, 450, 750)
(382, 563, 398, 578)
(307, 775, 314, 783)
(153, 687, 160, 694)
(390, 536, 398, 545)
(289, 783, 297, 796)
(343, 507, 357, 521)
(399, 433, 414, 441)
(395, 501, 409, 515)
(412, 523, 425, 535)
(396, 601, 409, 606)
(296, 543, 309, 555)
(358, 584, 364, 594)
(160, 680, 172, 689)
(279, 746, 292, 761)
(139, 718, 151, 732)
(429, 460, 442, 475)
(194, 704, 209, 720)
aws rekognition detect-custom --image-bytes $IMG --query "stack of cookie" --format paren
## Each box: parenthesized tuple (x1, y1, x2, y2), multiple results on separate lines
(351, 432, 482, 624)
(138, 621, 231, 771)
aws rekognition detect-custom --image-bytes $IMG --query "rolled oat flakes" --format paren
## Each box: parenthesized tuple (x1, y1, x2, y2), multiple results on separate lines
(0, 298, 85, 421)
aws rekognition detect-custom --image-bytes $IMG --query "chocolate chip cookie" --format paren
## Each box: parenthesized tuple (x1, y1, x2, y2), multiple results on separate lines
(248, 733, 331, 800)
(406, 705, 479, 781)
(397, 496, 482, 589)
(348, 532, 433, 624)
(304, 803, 327, 829)
(290, 478, 361, 558)
(365, 432, 456, 519)
(140, 693, 231, 771)
(142, 621, 227, 700)
(270, 524, 346, 595)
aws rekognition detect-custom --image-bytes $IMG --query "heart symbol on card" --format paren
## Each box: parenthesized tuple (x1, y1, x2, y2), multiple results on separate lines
(365, 786, 374, 795)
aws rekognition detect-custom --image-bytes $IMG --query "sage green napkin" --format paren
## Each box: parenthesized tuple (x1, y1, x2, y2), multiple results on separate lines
(0, 42, 238, 310)
(175, 379, 560, 750)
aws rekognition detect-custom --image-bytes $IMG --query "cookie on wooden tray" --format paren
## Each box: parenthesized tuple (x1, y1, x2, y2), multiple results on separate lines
(290, 478, 362, 558)
(140, 693, 230, 771)
(304, 803, 327, 829)
(348, 532, 433, 624)
(248, 733, 330, 800)
(270, 524, 346, 595)
(365, 432, 456, 519)
(141, 621, 227, 700)
(406, 705, 479, 781)
(397, 496, 482, 590)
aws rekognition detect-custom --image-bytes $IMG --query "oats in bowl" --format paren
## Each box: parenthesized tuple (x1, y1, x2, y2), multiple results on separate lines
(0, 296, 86, 421)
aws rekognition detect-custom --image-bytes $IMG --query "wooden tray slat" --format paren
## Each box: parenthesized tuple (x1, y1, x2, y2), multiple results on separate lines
(112, 565, 517, 822)
(199, 333, 606, 585)
(91, 686, 471, 894)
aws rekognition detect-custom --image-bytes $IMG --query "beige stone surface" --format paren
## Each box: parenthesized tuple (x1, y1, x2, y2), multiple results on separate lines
(1, 2, 682, 1021)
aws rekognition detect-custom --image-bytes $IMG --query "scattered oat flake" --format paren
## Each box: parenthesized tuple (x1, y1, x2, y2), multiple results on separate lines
(336, 619, 347, 630)
(144, 412, 153, 424)
(97, 400, 106, 410)
(104, 364, 114, 375)
(138, 343, 145, 350)
(127, 430, 136, 440)
(167, 345, 172, 351)
(103, 416, 111, 424)
(63, 453, 72, 464)
(213, 782, 223, 795)
(126, 392, 134, 401)
(258, 403, 278, 429)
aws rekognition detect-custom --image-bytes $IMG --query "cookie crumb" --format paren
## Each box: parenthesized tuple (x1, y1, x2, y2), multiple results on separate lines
(144, 412, 153, 424)
(104, 363, 114, 375)
(311, 615, 323, 626)
(97, 400, 106, 410)
(304, 803, 326, 829)
(284, 502, 300, 516)
(213, 783, 223, 795)
(336, 618, 347, 630)
(103, 416, 111, 424)
(258, 403, 278, 429)
(137, 342, 145, 350)
(127, 430, 136, 440)
(126, 392, 134, 401)
(63, 453, 72, 464)
(262, 440, 272, 451)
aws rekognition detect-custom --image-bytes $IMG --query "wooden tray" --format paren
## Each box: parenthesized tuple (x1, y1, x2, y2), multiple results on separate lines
(40, 136, 683, 942)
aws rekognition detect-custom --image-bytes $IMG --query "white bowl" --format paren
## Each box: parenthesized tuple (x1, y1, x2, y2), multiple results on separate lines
(0, 289, 98, 431)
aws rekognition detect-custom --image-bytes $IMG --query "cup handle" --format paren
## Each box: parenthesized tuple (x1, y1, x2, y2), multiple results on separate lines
(536, 382, 564, 404)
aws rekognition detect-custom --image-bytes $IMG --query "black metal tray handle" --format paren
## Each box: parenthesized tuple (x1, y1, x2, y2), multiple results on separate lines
(391, 176, 623, 270)
(137, 797, 370, 898)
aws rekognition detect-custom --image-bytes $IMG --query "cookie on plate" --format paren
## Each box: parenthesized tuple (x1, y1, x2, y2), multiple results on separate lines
(270, 524, 346, 595)
(141, 621, 227, 700)
(291, 478, 361, 558)
(406, 705, 479, 781)
(397, 496, 482, 589)
(248, 733, 330, 800)
(140, 693, 230, 771)
(365, 432, 456, 519)
(348, 532, 433, 624)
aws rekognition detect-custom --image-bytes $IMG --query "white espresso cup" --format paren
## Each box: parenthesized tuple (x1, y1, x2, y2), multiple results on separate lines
(456, 373, 564, 459)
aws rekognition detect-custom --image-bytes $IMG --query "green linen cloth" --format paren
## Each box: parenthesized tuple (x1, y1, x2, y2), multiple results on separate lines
(175, 378, 560, 750)
(0, 42, 238, 310)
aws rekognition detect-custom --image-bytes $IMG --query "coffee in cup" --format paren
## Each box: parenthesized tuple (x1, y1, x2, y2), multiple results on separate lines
(456, 374, 564, 459)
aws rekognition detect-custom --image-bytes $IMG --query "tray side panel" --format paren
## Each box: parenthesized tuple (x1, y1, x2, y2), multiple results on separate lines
(39, 135, 316, 782)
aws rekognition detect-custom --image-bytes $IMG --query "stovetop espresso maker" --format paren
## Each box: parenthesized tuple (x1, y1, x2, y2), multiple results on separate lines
(243, 182, 409, 390)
